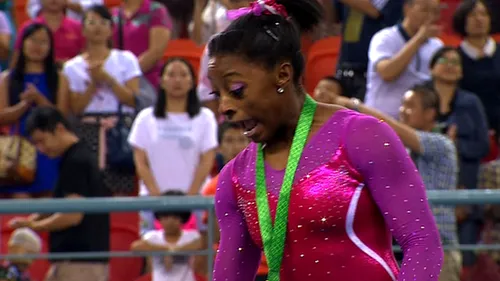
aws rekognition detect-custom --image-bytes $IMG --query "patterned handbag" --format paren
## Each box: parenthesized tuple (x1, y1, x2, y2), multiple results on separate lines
(0, 126, 37, 185)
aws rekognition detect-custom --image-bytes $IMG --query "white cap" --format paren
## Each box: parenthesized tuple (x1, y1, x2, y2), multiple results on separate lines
(8, 228, 42, 253)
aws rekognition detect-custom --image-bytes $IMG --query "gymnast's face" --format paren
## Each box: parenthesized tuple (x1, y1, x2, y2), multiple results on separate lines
(208, 55, 292, 143)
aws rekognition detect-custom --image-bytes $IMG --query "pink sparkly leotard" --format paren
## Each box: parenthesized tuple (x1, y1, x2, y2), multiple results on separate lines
(213, 110, 443, 281)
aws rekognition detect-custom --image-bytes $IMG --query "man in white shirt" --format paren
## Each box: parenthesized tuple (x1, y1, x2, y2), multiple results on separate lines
(364, 0, 443, 119)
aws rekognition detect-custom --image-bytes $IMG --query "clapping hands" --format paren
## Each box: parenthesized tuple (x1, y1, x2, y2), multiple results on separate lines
(416, 20, 442, 43)
(88, 60, 111, 84)
(20, 83, 48, 106)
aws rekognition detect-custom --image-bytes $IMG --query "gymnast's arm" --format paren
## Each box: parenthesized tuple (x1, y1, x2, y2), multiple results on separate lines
(345, 114, 444, 281)
(212, 162, 262, 281)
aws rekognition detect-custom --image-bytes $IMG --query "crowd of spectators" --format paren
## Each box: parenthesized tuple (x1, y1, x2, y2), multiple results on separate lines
(0, 0, 499, 281)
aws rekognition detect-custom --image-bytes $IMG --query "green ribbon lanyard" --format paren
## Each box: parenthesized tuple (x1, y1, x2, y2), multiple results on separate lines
(255, 95, 317, 281)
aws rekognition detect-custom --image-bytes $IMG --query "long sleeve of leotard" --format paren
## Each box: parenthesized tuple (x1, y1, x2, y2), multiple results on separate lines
(213, 165, 262, 281)
(344, 115, 444, 281)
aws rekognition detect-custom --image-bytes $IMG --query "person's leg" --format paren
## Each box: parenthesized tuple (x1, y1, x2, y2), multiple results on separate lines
(459, 219, 479, 266)
(47, 262, 109, 281)
(438, 251, 462, 281)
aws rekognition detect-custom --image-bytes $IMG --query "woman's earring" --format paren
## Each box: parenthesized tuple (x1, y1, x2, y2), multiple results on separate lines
(277, 87, 284, 94)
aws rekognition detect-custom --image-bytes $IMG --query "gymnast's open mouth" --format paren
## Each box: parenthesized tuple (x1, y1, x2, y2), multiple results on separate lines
(235, 119, 259, 138)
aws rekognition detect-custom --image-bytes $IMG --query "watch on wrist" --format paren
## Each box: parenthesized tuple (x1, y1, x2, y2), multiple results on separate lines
(350, 98, 361, 112)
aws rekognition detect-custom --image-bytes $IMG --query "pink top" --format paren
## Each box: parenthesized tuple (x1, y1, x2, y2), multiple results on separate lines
(214, 110, 443, 281)
(15, 15, 84, 62)
(112, 0, 173, 89)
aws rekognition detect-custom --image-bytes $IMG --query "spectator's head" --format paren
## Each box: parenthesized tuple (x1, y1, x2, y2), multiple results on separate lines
(82, 5, 113, 47)
(207, 0, 322, 143)
(25, 106, 74, 158)
(430, 46, 463, 84)
(403, 0, 441, 29)
(218, 122, 249, 162)
(313, 76, 343, 104)
(155, 58, 201, 119)
(19, 23, 54, 64)
(221, 0, 252, 10)
(40, 0, 66, 13)
(399, 84, 440, 131)
(452, 0, 491, 38)
(154, 190, 192, 235)
(7, 228, 42, 267)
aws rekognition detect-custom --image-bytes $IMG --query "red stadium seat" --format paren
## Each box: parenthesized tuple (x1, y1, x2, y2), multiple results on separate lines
(111, 212, 139, 234)
(439, 0, 461, 34)
(28, 253, 50, 281)
(163, 39, 205, 76)
(14, 0, 30, 28)
(196, 274, 208, 281)
(439, 34, 462, 47)
(304, 36, 341, 94)
(109, 225, 142, 281)
(104, 0, 122, 9)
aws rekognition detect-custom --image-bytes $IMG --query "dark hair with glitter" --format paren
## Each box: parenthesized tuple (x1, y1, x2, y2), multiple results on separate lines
(452, 0, 491, 37)
(207, 0, 323, 85)
(154, 190, 192, 224)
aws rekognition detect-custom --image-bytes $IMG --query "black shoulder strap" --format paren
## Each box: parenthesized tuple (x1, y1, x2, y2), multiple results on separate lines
(117, 8, 124, 50)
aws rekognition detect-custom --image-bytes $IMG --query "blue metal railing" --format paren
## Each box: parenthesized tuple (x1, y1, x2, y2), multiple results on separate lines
(0, 196, 214, 214)
(1, 190, 500, 280)
(0, 190, 495, 214)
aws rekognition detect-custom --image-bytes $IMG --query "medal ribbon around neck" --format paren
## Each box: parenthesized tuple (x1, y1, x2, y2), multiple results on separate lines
(255, 95, 317, 281)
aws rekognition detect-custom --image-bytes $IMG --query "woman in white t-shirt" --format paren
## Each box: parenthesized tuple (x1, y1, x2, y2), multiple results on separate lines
(128, 57, 218, 233)
(131, 190, 202, 281)
(63, 5, 140, 195)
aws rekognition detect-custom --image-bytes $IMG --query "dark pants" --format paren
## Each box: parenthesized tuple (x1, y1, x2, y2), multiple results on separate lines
(335, 63, 367, 101)
(459, 218, 481, 266)
(255, 274, 268, 281)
